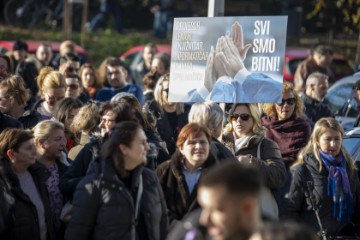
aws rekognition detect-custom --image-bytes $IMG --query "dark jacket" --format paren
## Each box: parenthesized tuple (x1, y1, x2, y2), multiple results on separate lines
(222, 132, 286, 190)
(0, 112, 23, 133)
(59, 137, 102, 200)
(0, 160, 58, 240)
(262, 115, 312, 169)
(65, 162, 169, 240)
(18, 108, 42, 129)
(156, 150, 218, 222)
(301, 94, 334, 126)
(210, 137, 236, 162)
(281, 153, 360, 236)
(151, 105, 190, 156)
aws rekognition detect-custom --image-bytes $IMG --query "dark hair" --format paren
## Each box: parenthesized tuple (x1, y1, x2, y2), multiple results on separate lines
(12, 40, 28, 51)
(0, 54, 13, 74)
(153, 52, 170, 71)
(60, 52, 80, 65)
(199, 162, 263, 197)
(143, 42, 158, 53)
(0, 128, 33, 159)
(100, 121, 142, 176)
(313, 45, 334, 56)
(113, 102, 138, 123)
(105, 57, 123, 67)
(52, 98, 84, 126)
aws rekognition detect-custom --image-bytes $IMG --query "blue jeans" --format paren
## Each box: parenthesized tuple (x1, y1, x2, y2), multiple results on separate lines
(153, 10, 173, 38)
(90, 1, 121, 32)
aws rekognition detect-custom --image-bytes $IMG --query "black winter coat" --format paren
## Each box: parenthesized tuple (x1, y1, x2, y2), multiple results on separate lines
(0, 112, 23, 133)
(65, 162, 169, 240)
(281, 152, 360, 236)
(0, 160, 58, 240)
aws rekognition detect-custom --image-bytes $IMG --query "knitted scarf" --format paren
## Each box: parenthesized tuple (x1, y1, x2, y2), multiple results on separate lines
(319, 150, 353, 223)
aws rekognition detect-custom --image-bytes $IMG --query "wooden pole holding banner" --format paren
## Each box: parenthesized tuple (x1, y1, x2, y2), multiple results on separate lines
(207, 0, 225, 17)
(208, 0, 225, 142)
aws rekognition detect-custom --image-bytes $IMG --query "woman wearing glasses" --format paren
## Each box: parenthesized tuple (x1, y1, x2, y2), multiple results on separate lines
(262, 82, 311, 169)
(222, 103, 286, 219)
(34, 67, 66, 120)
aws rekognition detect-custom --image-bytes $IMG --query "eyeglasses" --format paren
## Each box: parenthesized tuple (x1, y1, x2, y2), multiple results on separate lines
(353, 86, 360, 91)
(162, 88, 169, 94)
(66, 84, 79, 90)
(230, 113, 252, 121)
(277, 98, 296, 106)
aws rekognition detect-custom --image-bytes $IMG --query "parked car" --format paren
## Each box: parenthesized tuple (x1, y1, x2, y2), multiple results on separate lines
(120, 44, 171, 71)
(323, 72, 360, 117)
(283, 48, 354, 82)
(0, 40, 90, 62)
(342, 127, 360, 181)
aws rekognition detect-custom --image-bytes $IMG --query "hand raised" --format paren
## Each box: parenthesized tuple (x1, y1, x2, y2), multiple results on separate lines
(232, 22, 252, 61)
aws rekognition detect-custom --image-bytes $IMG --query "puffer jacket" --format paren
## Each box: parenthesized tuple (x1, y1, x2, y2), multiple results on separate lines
(156, 150, 218, 222)
(222, 132, 286, 190)
(281, 152, 360, 236)
(65, 161, 168, 240)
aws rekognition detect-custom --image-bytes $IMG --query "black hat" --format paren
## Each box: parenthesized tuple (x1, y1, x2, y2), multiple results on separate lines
(12, 40, 28, 51)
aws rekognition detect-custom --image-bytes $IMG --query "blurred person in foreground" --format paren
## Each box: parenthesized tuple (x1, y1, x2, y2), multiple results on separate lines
(294, 45, 334, 94)
(167, 161, 263, 240)
(249, 221, 317, 240)
(281, 118, 360, 238)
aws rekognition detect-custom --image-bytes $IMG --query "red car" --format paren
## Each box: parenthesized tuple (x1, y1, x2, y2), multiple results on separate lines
(0, 40, 90, 62)
(283, 48, 353, 82)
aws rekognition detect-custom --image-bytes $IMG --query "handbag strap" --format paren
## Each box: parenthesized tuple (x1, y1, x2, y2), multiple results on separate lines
(257, 138, 263, 159)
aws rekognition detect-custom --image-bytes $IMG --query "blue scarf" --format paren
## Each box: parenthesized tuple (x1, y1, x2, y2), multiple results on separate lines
(319, 150, 353, 223)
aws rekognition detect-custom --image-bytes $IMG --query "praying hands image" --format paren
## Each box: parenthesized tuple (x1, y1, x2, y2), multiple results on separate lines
(185, 22, 282, 103)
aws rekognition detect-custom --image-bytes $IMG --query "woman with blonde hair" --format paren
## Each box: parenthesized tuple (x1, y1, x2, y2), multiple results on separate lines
(33, 120, 70, 234)
(262, 82, 311, 169)
(222, 103, 286, 219)
(34, 67, 66, 120)
(282, 118, 360, 238)
(0, 75, 41, 128)
(149, 73, 189, 155)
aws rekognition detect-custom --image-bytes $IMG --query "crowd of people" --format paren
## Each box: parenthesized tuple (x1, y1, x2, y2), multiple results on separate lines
(0, 39, 360, 240)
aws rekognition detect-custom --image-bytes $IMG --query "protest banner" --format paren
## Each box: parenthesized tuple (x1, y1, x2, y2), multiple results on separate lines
(168, 16, 288, 103)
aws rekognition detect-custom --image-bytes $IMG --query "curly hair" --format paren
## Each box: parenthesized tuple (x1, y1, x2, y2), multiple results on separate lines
(263, 82, 305, 119)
